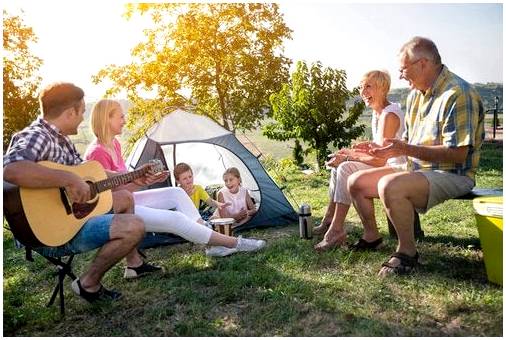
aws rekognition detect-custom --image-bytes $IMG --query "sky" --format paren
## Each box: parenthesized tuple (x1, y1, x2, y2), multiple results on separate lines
(3, 1, 503, 101)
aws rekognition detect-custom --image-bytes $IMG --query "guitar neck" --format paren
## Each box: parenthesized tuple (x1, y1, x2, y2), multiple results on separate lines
(94, 167, 149, 193)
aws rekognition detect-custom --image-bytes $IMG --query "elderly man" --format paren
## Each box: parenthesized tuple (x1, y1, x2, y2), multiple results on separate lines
(347, 36, 484, 277)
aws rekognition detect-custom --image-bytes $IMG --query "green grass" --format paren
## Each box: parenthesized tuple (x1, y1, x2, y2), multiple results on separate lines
(3, 143, 502, 336)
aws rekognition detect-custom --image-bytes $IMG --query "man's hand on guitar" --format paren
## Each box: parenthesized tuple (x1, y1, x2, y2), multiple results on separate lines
(64, 173, 91, 203)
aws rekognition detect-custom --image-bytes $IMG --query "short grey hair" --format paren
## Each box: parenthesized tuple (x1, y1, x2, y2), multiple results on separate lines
(399, 36, 442, 65)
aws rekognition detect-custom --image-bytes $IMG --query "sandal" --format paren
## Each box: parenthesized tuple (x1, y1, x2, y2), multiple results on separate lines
(349, 237, 383, 251)
(71, 279, 122, 303)
(380, 251, 419, 276)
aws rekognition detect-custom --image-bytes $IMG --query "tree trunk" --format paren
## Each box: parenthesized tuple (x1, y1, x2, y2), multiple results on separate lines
(315, 146, 328, 172)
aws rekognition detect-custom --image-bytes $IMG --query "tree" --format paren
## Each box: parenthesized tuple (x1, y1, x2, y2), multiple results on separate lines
(263, 61, 365, 169)
(292, 139, 304, 167)
(3, 10, 43, 151)
(94, 3, 292, 141)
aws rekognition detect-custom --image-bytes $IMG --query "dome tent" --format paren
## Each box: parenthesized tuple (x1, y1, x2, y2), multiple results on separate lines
(125, 108, 298, 248)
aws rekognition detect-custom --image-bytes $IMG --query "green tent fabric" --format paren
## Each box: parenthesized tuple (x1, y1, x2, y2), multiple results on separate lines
(126, 109, 297, 248)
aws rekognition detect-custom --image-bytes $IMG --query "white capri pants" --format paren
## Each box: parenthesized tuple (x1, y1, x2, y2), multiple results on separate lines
(133, 187, 213, 244)
(329, 161, 374, 205)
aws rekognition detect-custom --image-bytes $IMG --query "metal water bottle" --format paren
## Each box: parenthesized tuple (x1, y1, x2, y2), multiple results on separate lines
(299, 203, 313, 239)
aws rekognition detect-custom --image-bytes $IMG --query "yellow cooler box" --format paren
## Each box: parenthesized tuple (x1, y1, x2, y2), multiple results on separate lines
(473, 196, 503, 285)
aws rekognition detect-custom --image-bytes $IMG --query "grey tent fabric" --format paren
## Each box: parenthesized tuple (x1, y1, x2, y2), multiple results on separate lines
(127, 109, 297, 248)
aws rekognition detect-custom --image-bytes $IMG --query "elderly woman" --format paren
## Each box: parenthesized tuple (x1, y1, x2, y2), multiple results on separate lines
(314, 70, 406, 251)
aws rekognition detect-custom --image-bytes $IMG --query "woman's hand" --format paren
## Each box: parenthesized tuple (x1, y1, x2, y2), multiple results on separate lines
(351, 141, 372, 150)
(351, 141, 382, 152)
(325, 152, 347, 167)
(133, 163, 170, 187)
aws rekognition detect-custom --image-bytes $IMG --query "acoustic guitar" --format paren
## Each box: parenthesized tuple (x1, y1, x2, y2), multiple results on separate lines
(3, 159, 164, 248)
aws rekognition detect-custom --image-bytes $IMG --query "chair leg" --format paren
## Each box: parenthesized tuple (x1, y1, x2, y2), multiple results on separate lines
(43, 255, 76, 316)
(59, 269, 65, 316)
(387, 210, 424, 240)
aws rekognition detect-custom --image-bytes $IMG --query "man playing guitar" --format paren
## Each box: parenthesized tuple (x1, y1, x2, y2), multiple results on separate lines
(4, 82, 161, 303)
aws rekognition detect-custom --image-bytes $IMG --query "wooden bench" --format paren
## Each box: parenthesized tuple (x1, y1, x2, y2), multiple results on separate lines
(387, 188, 503, 239)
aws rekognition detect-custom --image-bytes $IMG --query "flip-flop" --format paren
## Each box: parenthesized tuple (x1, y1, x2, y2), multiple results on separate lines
(349, 237, 383, 251)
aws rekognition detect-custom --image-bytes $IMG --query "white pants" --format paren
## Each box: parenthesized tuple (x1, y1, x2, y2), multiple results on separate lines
(329, 161, 374, 205)
(133, 187, 212, 244)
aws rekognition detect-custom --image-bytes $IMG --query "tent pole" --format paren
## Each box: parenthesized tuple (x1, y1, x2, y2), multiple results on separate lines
(173, 144, 177, 169)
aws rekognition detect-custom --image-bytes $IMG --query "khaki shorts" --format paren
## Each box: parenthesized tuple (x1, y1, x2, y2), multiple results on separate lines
(416, 170, 475, 213)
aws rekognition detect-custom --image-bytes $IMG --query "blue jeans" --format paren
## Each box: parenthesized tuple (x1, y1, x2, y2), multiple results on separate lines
(34, 214, 114, 257)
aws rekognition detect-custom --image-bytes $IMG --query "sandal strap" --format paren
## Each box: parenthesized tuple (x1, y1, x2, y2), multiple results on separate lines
(350, 237, 383, 250)
(381, 251, 419, 274)
(391, 251, 419, 266)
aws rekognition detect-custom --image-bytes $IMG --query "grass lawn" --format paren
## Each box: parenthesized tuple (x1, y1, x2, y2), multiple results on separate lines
(3, 142, 503, 336)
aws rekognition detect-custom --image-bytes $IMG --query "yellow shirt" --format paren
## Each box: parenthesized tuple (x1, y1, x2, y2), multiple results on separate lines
(404, 66, 484, 180)
(189, 184, 210, 208)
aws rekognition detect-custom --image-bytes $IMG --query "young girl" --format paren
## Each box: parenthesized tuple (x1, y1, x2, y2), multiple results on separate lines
(214, 167, 257, 226)
(84, 99, 266, 258)
(173, 162, 229, 217)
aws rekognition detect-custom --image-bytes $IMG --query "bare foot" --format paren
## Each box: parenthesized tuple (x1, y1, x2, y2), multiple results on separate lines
(314, 231, 347, 252)
(313, 221, 331, 235)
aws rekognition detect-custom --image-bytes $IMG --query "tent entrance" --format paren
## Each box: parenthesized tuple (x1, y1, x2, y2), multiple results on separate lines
(162, 142, 261, 205)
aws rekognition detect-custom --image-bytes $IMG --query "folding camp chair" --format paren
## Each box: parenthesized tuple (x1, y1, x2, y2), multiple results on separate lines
(4, 180, 78, 316)
(5, 234, 78, 316)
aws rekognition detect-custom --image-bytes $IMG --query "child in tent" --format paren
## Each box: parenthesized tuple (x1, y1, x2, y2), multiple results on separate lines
(214, 167, 257, 226)
(85, 100, 267, 258)
(174, 162, 230, 220)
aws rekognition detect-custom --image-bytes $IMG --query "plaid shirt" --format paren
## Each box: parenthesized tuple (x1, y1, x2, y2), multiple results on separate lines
(403, 66, 485, 180)
(4, 117, 83, 167)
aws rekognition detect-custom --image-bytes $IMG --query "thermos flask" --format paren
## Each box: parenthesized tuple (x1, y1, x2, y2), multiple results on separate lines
(299, 203, 313, 239)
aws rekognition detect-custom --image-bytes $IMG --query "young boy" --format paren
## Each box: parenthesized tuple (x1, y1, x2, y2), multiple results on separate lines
(173, 163, 229, 219)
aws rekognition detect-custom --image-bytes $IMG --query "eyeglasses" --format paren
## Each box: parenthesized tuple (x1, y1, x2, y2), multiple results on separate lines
(399, 58, 422, 75)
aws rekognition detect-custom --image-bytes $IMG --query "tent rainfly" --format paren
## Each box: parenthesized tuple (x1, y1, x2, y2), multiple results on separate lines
(125, 108, 298, 248)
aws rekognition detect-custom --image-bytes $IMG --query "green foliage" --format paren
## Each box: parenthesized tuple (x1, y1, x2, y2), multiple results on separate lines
(94, 3, 292, 141)
(3, 10, 43, 151)
(2, 143, 503, 336)
(263, 61, 365, 168)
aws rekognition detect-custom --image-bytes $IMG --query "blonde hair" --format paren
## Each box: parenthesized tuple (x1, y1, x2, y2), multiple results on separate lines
(174, 162, 193, 180)
(90, 99, 122, 144)
(223, 167, 241, 183)
(361, 70, 391, 97)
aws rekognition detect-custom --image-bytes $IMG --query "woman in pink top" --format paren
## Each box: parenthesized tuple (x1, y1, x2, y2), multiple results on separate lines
(84, 99, 266, 257)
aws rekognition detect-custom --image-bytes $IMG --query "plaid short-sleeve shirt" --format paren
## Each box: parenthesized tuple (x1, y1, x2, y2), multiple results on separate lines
(4, 117, 83, 167)
(402, 66, 485, 180)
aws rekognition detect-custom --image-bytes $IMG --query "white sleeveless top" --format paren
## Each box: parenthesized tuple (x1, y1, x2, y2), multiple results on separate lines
(217, 186, 248, 216)
(371, 102, 407, 167)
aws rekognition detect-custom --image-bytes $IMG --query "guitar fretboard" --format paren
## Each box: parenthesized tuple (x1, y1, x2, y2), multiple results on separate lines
(93, 168, 149, 193)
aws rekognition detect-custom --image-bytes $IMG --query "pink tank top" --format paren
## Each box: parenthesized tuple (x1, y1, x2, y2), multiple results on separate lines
(84, 138, 127, 172)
